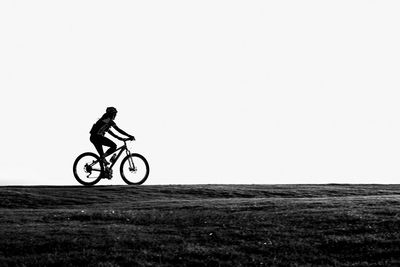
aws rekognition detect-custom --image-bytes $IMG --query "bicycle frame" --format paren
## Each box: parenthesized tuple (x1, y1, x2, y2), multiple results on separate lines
(87, 141, 132, 172)
(106, 141, 132, 170)
(74, 138, 149, 185)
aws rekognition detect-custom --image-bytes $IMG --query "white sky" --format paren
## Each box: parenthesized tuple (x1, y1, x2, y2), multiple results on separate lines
(1, 1, 400, 185)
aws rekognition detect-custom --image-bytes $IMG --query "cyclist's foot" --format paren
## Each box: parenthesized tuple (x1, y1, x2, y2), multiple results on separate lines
(101, 174, 112, 180)
(101, 168, 113, 179)
(100, 173, 111, 179)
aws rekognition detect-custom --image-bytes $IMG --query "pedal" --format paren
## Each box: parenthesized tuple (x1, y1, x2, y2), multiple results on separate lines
(103, 168, 113, 179)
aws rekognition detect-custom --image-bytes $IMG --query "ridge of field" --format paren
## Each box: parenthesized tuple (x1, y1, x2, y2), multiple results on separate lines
(1, 184, 400, 209)
(1, 184, 400, 266)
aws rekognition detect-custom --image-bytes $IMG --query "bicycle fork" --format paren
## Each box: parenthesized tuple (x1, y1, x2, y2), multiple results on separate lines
(126, 149, 137, 172)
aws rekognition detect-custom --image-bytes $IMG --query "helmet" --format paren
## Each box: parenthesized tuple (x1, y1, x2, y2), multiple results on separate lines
(106, 107, 117, 114)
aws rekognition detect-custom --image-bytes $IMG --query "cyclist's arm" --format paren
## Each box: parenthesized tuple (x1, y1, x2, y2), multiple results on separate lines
(108, 130, 124, 140)
(113, 125, 134, 140)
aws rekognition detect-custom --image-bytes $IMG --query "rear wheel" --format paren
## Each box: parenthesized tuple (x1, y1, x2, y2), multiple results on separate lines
(73, 152, 103, 186)
(120, 153, 149, 185)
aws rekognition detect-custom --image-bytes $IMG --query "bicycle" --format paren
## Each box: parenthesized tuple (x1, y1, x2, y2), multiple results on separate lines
(73, 139, 149, 186)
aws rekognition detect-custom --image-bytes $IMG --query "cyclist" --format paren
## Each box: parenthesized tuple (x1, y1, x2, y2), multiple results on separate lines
(90, 107, 135, 177)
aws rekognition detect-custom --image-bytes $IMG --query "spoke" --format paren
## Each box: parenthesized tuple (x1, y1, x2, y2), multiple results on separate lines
(74, 153, 104, 185)
(121, 155, 149, 185)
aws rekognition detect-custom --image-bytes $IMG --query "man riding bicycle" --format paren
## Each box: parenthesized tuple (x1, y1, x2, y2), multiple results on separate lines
(90, 107, 134, 177)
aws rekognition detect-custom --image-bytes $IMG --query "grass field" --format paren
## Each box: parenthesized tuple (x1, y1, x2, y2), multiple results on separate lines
(1, 184, 400, 266)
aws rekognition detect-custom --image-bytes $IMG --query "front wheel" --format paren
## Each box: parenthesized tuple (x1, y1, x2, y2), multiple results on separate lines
(73, 152, 103, 186)
(120, 153, 149, 185)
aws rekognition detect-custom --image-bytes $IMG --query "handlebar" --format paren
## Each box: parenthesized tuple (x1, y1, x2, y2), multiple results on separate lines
(122, 137, 135, 144)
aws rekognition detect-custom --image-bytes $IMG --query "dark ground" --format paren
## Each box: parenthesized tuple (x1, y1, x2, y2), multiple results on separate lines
(1, 184, 400, 266)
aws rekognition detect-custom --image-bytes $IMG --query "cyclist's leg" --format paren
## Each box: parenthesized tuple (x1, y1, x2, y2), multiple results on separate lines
(90, 135, 105, 158)
(101, 137, 117, 157)
(90, 135, 111, 178)
(97, 136, 116, 178)
(90, 135, 116, 156)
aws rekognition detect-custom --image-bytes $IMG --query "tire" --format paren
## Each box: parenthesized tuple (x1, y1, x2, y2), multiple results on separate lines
(120, 153, 149, 185)
(73, 152, 104, 186)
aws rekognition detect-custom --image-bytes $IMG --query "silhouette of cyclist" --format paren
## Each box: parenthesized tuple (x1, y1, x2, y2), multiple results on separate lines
(90, 107, 134, 177)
